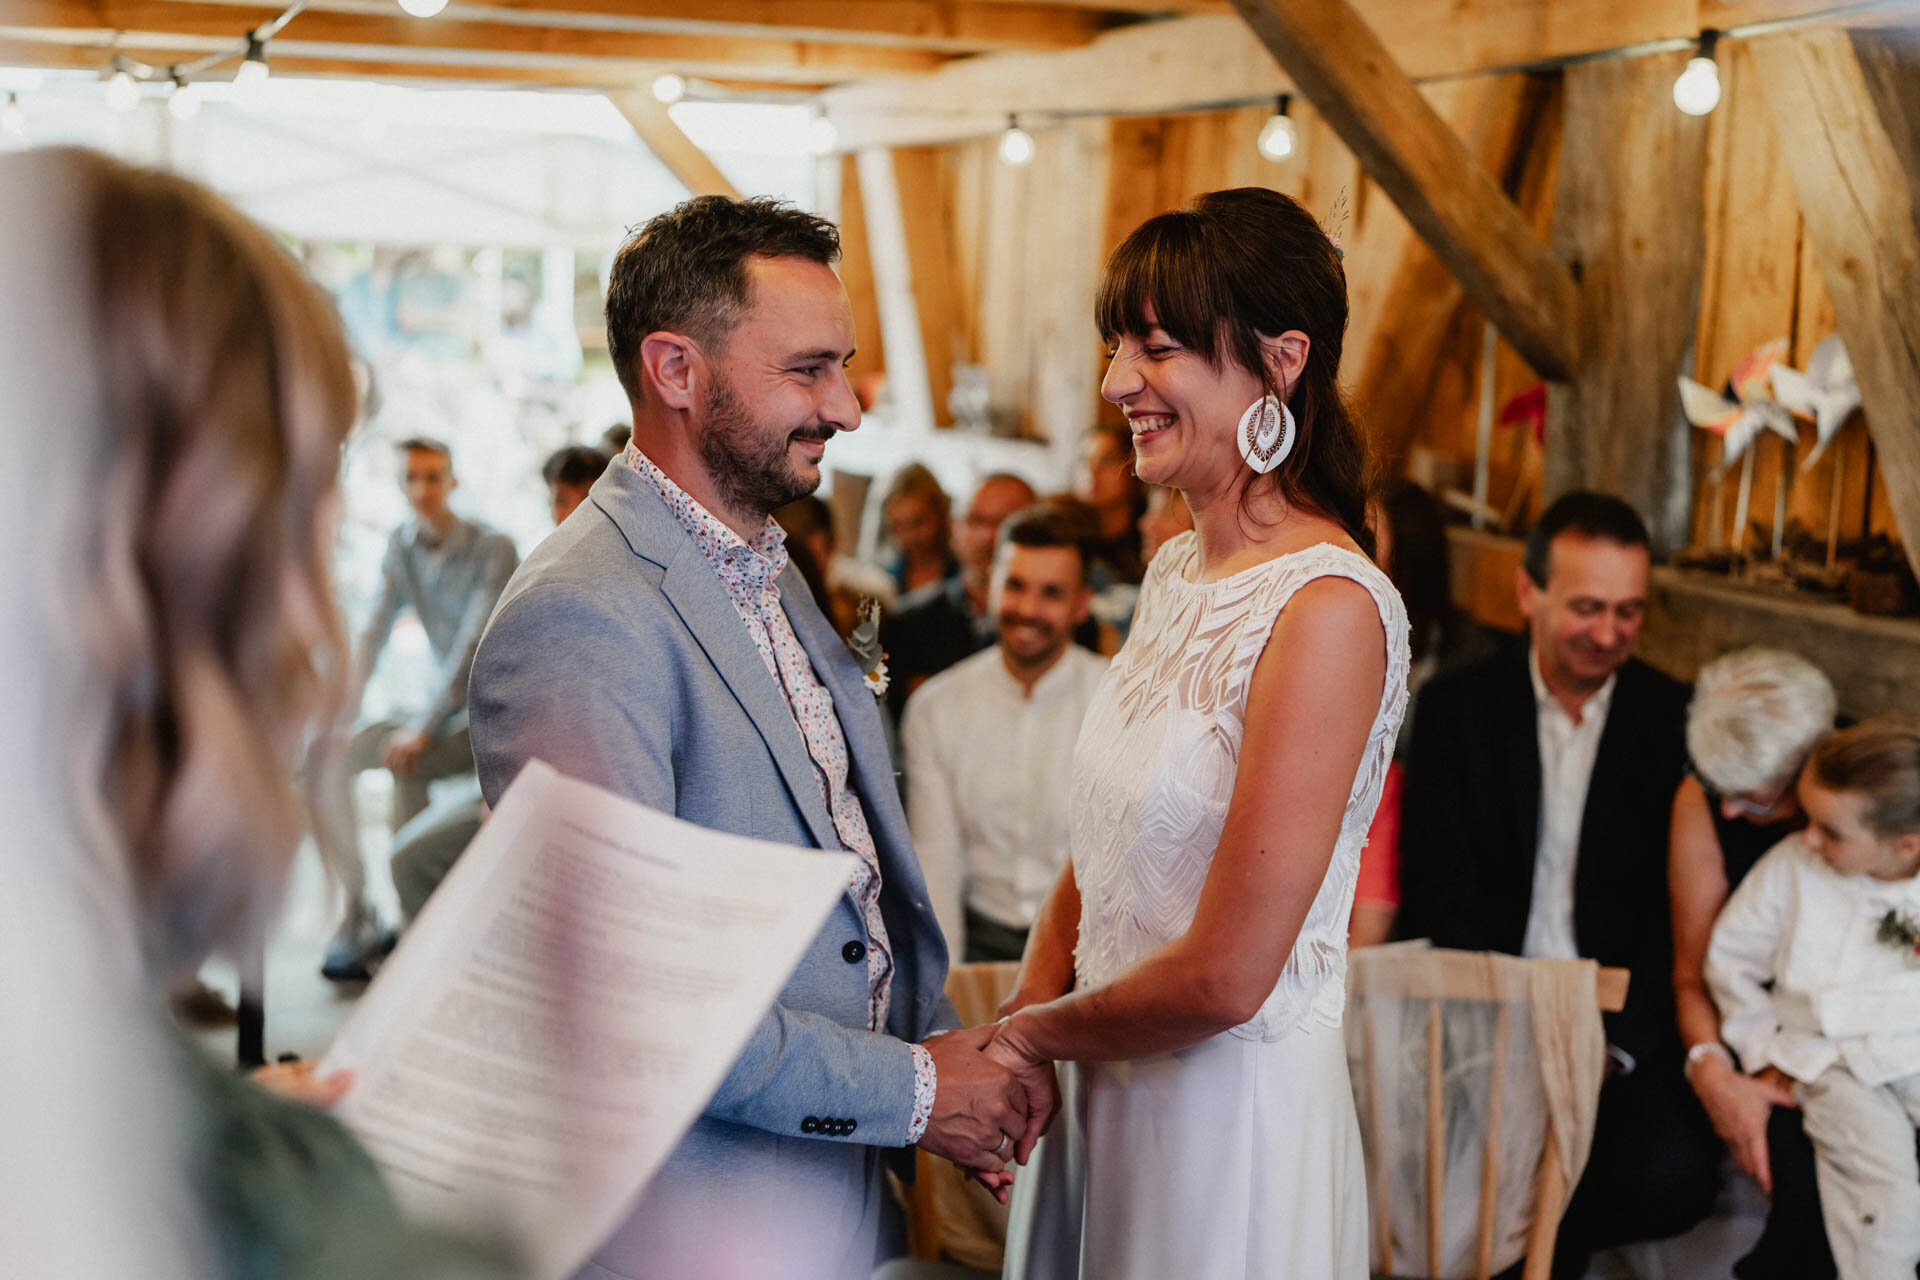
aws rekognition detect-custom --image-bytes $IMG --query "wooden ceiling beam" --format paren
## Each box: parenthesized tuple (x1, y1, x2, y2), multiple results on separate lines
(227, 0, 1128, 55)
(1228, 0, 1579, 380)
(609, 88, 741, 198)
(0, 37, 826, 91)
(13, 0, 948, 79)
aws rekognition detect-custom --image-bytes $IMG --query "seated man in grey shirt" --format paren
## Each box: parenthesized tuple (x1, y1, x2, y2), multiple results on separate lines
(313, 437, 518, 980)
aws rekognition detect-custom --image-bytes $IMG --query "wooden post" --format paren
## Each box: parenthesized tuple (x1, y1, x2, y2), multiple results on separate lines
(856, 147, 939, 432)
(608, 91, 740, 200)
(1750, 28, 1920, 577)
(1544, 51, 1710, 549)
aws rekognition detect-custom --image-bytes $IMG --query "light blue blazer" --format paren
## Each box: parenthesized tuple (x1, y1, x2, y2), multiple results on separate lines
(470, 459, 954, 1280)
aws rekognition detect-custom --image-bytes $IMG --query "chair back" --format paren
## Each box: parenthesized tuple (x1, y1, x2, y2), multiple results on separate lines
(1346, 943, 1624, 1280)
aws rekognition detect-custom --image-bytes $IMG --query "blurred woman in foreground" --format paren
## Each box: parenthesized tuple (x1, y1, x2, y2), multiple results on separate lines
(0, 147, 498, 1280)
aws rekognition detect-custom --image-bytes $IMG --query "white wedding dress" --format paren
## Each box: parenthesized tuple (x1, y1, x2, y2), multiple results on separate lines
(1002, 534, 1410, 1279)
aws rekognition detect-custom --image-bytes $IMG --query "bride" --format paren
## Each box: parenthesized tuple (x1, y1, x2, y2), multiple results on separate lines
(991, 187, 1410, 1277)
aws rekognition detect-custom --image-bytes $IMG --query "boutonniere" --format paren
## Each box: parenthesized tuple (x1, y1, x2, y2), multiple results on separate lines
(1875, 908, 1920, 957)
(846, 598, 889, 698)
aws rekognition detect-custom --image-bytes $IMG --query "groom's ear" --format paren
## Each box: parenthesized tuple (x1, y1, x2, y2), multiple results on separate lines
(638, 330, 700, 411)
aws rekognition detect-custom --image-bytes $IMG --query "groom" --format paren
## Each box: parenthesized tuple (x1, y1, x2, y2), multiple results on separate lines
(469, 196, 1032, 1279)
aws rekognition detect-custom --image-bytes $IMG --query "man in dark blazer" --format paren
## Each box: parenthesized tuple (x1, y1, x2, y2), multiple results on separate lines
(1400, 491, 1720, 1279)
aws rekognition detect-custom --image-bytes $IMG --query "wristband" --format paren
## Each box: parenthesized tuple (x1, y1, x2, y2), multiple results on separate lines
(1684, 1041, 1734, 1080)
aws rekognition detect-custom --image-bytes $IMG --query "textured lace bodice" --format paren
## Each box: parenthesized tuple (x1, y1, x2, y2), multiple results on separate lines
(1070, 533, 1411, 1040)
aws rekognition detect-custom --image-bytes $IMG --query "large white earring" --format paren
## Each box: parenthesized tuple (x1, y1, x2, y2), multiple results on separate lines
(1237, 394, 1295, 474)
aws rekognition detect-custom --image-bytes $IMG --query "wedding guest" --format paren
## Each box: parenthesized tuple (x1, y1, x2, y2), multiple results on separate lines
(774, 494, 894, 637)
(1136, 484, 1193, 565)
(602, 421, 631, 455)
(1372, 476, 1495, 750)
(1707, 723, 1920, 1280)
(902, 505, 1106, 962)
(1399, 490, 1721, 1277)
(0, 146, 504, 1280)
(543, 443, 608, 525)
(310, 437, 518, 982)
(881, 462, 957, 595)
(881, 471, 1036, 715)
(1672, 647, 1840, 1278)
(1076, 422, 1147, 587)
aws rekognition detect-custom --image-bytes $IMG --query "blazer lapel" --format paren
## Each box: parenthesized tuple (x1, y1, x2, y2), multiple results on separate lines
(1499, 645, 1544, 937)
(595, 464, 842, 853)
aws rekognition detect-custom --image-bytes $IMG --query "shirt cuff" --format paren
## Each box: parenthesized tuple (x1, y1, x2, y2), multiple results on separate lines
(906, 1043, 937, 1144)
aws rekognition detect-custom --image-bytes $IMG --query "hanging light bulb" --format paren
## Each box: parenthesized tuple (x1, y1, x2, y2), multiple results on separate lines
(651, 73, 686, 104)
(807, 109, 838, 156)
(998, 114, 1034, 167)
(167, 73, 200, 121)
(235, 34, 270, 90)
(397, 0, 450, 17)
(1, 94, 25, 142)
(105, 63, 139, 113)
(1673, 30, 1722, 116)
(1257, 94, 1297, 162)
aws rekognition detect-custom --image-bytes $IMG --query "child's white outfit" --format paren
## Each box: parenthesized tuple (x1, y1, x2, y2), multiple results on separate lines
(1707, 833, 1920, 1280)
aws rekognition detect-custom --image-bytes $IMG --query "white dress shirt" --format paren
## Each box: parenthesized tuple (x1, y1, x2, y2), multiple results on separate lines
(1707, 835, 1920, 1086)
(1521, 647, 1617, 959)
(900, 643, 1108, 949)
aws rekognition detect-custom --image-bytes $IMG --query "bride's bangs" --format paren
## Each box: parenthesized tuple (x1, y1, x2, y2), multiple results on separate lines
(1095, 209, 1232, 365)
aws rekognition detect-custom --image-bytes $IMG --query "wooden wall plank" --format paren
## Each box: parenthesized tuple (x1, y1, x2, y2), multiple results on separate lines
(895, 145, 965, 427)
(1752, 28, 1920, 575)
(834, 155, 887, 396)
(1545, 49, 1711, 547)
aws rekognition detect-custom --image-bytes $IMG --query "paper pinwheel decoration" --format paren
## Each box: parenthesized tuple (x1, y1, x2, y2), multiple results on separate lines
(1500, 381, 1547, 445)
(1678, 337, 1798, 474)
(1770, 332, 1861, 470)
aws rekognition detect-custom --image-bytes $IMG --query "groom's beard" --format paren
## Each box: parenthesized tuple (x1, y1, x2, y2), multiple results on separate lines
(697, 371, 831, 520)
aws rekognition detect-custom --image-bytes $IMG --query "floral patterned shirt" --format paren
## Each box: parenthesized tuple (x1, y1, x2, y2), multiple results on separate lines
(625, 446, 936, 1142)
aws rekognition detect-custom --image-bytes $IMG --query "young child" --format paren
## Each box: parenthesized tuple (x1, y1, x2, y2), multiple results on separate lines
(1706, 723, 1920, 1280)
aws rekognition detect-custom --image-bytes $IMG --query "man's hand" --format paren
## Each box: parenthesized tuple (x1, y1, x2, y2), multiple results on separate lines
(984, 1013, 1060, 1163)
(383, 728, 431, 776)
(1690, 1053, 1797, 1194)
(250, 1059, 354, 1109)
(917, 1023, 1029, 1193)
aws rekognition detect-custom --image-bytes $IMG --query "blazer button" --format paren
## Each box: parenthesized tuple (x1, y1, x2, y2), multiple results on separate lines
(845, 1119, 858, 1136)
(801, 1116, 820, 1134)
(842, 940, 867, 964)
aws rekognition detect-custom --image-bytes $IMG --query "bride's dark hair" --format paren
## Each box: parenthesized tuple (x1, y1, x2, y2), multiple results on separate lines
(1096, 187, 1373, 557)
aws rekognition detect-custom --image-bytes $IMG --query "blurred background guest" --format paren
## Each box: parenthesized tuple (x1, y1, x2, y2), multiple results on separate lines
(1671, 647, 1839, 1279)
(880, 461, 957, 596)
(882, 471, 1036, 716)
(542, 443, 609, 526)
(902, 504, 1106, 963)
(309, 437, 518, 983)
(1136, 484, 1192, 566)
(1075, 422, 1147, 588)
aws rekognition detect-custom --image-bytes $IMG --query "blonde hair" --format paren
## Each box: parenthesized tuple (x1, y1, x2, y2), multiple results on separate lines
(43, 149, 356, 973)
(1686, 648, 1836, 795)
(1810, 723, 1920, 838)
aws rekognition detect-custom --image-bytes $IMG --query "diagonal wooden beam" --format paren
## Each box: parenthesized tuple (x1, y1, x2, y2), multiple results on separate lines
(1227, 0, 1579, 381)
(609, 89, 740, 199)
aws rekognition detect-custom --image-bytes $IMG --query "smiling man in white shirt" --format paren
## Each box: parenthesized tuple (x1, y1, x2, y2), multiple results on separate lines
(903, 504, 1108, 964)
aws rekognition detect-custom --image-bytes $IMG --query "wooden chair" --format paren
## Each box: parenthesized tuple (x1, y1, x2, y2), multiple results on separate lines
(1348, 948, 1628, 1280)
(901, 961, 1022, 1269)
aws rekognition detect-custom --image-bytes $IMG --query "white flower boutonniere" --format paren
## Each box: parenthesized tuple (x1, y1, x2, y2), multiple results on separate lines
(847, 598, 889, 698)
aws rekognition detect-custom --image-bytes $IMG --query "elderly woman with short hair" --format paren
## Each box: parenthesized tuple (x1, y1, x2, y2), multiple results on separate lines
(1670, 647, 1839, 1279)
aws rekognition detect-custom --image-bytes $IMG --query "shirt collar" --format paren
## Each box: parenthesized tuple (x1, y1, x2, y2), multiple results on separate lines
(1528, 644, 1617, 729)
(623, 443, 788, 595)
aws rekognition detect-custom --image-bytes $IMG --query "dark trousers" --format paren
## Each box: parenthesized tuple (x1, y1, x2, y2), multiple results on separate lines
(1495, 1065, 1722, 1280)
(1734, 1105, 1837, 1280)
(962, 907, 1030, 965)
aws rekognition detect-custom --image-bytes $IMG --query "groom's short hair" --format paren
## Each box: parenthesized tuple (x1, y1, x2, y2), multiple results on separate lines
(605, 195, 841, 404)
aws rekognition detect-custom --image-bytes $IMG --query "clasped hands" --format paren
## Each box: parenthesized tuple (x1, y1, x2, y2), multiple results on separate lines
(915, 1009, 1058, 1204)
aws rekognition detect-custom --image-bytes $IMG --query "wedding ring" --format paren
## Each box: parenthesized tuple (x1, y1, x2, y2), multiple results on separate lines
(994, 1134, 1011, 1155)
